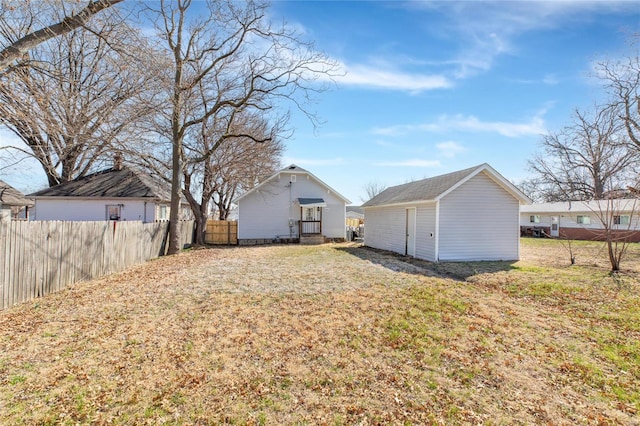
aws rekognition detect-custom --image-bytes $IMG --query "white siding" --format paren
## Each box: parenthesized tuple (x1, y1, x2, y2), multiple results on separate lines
(363, 206, 406, 255)
(415, 204, 437, 261)
(439, 172, 519, 261)
(238, 173, 346, 240)
(0, 205, 11, 221)
(33, 198, 157, 222)
(520, 211, 640, 231)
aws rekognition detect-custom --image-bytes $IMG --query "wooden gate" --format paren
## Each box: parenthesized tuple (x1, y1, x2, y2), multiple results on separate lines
(205, 220, 238, 245)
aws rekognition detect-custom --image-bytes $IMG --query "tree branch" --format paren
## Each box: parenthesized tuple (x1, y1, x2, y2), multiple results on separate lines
(0, 0, 124, 71)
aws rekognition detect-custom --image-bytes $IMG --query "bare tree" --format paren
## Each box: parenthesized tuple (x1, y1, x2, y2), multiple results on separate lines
(146, 0, 338, 254)
(597, 36, 640, 149)
(209, 118, 284, 221)
(589, 198, 639, 277)
(0, 9, 159, 186)
(0, 0, 123, 72)
(360, 179, 387, 203)
(528, 106, 638, 201)
(515, 177, 547, 203)
(180, 110, 284, 245)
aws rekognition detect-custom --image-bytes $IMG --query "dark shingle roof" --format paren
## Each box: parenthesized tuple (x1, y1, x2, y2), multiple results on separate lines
(0, 180, 34, 206)
(29, 167, 171, 201)
(298, 198, 325, 205)
(362, 165, 483, 207)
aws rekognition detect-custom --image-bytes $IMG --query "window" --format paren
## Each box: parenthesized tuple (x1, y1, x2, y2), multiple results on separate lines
(304, 207, 316, 221)
(576, 215, 590, 225)
(106, 205, 121, 221)
(529, 215, 540, 223)
(158, 205, 168, 220)
(614, 215, 630, 225)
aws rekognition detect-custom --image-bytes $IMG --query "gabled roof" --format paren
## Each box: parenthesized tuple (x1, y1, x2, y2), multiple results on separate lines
(362, 163, 530, 208)
(29, 167, 172, 201)
(0, 180, 33, 207)
(236, 164, 351, 204)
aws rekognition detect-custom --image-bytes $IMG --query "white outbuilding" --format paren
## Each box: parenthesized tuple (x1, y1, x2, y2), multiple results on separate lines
(362, 163, 531, 262)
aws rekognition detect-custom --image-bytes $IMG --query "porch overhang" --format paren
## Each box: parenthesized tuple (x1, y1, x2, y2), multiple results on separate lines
(297, 198, 326, 208)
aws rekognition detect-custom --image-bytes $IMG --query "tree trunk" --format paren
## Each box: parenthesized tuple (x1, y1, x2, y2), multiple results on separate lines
(607, 240, 620, 272)
(193, 210, 206, 246)
(182, 177, 210, 247)
(167, 123, 182, 254)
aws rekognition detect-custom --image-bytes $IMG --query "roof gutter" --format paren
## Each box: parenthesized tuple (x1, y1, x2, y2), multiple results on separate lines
(362, 200, 437, 209)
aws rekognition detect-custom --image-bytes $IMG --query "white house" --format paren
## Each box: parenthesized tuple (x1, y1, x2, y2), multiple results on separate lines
(0, 179, 33, 221)
(237, 164, 350, 244)
(29, 165, 191, 222)
(520, 199, 640, 242)
(362, 163, 531, 262)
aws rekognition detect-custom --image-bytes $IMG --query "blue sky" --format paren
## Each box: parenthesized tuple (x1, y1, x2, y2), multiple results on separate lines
(269, 0, 640, 204)
(1, 1, 639, 205)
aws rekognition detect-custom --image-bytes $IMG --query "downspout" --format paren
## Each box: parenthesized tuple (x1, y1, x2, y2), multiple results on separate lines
(435, 200, 440, 262)
(144, 201, 147, 223)
(289, 180, 293, 238)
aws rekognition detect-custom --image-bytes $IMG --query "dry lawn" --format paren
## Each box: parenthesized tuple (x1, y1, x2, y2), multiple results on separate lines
(1, 239, 639, 425)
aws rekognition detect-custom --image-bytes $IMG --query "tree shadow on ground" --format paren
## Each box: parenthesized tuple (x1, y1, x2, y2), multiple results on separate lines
(336, 244, 517, 282)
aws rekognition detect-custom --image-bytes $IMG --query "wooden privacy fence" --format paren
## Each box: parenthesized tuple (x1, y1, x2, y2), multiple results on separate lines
(0, 220, 194, 310)
(204, 220, 237, 245)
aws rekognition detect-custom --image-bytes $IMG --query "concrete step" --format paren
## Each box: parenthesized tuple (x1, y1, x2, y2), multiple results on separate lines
(300, 235, 325, 245)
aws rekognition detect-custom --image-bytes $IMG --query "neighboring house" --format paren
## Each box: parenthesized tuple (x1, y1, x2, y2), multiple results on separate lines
(0, 179, 33, 221)
(29, 165, 192, 222)
(362, 163, 531, 262)
(346, 206, 364, 227)
(237, 164, 351, 244)
(520, 199, 640, 242)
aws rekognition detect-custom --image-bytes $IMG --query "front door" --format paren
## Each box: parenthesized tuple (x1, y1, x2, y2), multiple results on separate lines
(550, 216, 559, 237)
(301, 207, 322, 235)
(405, 208, 416, 257)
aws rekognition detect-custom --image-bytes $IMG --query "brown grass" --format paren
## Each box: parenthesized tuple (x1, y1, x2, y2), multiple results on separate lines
(1, 239, 639, 425)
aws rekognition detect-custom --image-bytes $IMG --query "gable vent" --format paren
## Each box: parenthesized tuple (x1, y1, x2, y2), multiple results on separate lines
(290, 175, 296, 182)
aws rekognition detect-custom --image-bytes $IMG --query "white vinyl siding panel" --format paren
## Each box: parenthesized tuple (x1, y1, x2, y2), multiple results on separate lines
(415, 204, 437, 261)
(33, 199, 151, 222)
(520, 211, 640, 231)
(363, 206, 406, 255)
(238, 173, 346, 240)
(439, 172, 519, 261)
(0, 205, 11, 221)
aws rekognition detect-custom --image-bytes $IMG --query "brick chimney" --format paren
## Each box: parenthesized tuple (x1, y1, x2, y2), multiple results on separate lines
(113, 152, 123, 171)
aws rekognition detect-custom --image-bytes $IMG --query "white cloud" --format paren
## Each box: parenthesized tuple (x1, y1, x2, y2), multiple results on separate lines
(374, 139, 397, 148)
(373, 159, 441, 168)
(372, 112, 547, 138)
(511, 73, 559, 85)
(441, 114, 546, 138)
(542, 74, 559, 85)
(407, 1, 638, 79)
(436, 141, 466, 158)
(336, 62, 453, 93)
(281, 157, 346, 166)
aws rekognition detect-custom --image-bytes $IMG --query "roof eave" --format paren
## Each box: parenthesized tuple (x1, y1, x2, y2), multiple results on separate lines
(362, 199, 437, 209)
